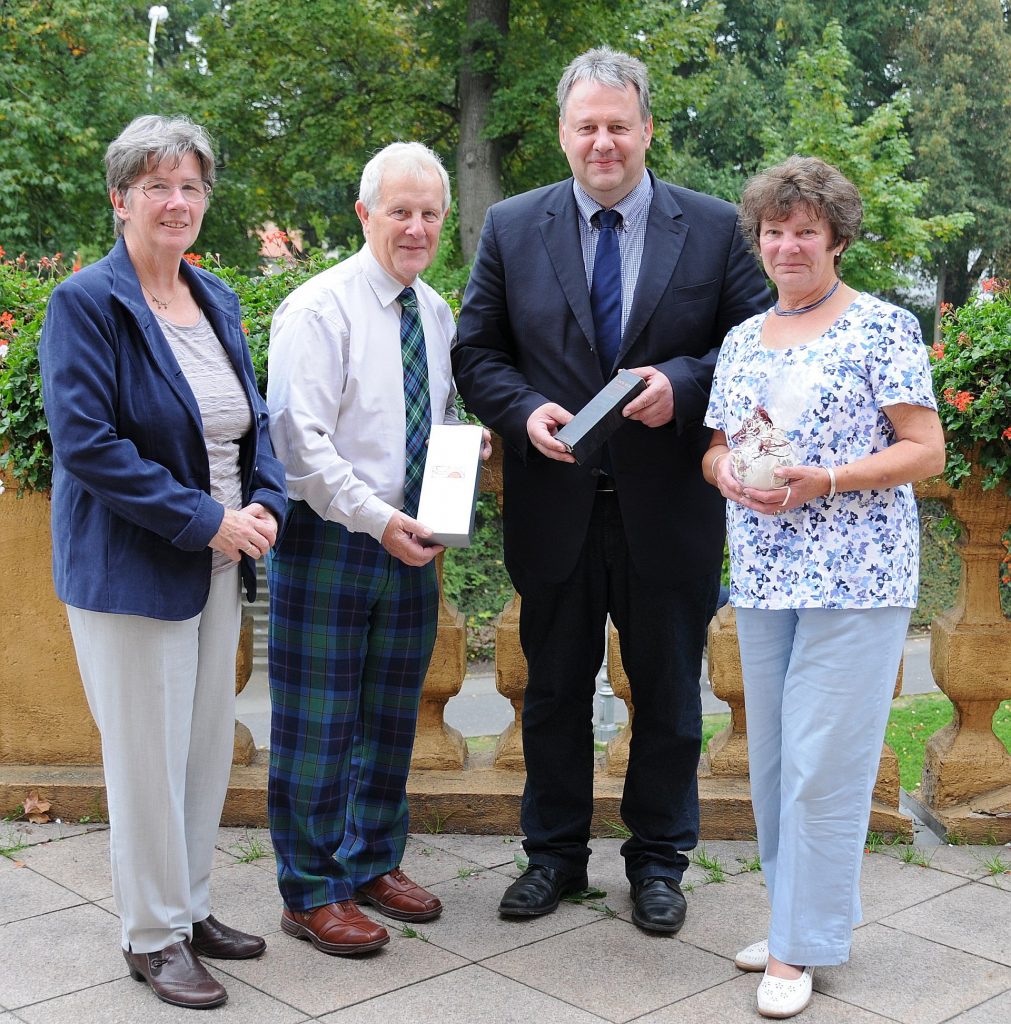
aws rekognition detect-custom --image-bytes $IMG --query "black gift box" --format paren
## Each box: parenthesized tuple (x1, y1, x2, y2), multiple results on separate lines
(554, 369, 647, 464)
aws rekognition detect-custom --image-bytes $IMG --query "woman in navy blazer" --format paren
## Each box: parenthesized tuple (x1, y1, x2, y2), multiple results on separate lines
(39, 116, 286, 1010)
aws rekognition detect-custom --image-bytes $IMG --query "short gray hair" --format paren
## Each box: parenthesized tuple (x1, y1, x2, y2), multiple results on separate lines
(739, 156, 863, 255)
(557, 47, 651, 123)
(105, 115, 216, 237)
(358, 142, 451, 214)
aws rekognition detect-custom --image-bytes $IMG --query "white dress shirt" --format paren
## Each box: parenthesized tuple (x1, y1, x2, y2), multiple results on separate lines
(267, 244, 459, 542)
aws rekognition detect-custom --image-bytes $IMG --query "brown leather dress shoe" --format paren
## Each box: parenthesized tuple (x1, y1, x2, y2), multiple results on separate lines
(123, 939, 228, 1009)
(191, 914, 266, 959)
(357, 867, 443, 922)
(281, 901, 389, 955)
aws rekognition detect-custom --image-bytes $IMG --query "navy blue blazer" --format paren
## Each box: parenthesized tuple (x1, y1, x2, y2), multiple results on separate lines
(39, 238, 287, 620)
(452, 173, 770, 591)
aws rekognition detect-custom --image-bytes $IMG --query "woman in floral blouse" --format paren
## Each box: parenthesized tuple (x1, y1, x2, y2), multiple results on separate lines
(703, 156, 945, 1020)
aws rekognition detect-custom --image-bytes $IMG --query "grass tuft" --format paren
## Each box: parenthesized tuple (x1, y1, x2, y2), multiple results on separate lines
(0, 830, 28, 859)
(978, 852, 1011, 877)
(230, 831, 269, 864)
(692, 844, 727, 883)
(897, 844, 934, 867)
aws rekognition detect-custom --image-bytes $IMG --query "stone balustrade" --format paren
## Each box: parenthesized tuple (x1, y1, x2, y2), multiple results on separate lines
(911, 466, 1011, 841)
(2, 455, 1007, 840)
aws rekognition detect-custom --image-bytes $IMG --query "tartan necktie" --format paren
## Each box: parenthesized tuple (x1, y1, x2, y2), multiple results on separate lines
(590, 208, 623, 378)
(398, 287, 431, 517)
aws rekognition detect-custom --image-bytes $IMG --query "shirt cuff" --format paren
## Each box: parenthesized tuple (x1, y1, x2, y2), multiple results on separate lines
(346, 492, 398, 544)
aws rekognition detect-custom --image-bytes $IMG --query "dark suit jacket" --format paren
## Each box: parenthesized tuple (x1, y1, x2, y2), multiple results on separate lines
(40, 237, 287, 620)
(452, 173, 769, 593)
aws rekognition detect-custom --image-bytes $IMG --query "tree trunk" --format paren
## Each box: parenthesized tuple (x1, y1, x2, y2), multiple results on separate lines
(456, 0, 509, 262)
(932, 261, 947, 342)
(939, 241, 976, 309)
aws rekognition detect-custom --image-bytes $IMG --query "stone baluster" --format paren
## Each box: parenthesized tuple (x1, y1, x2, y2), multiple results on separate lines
(492, 594, 527, 770)
(463, 442, 528, 772)
(604, 622, 633, 775)
(705, 605, 749, 777)
(917, 467, 1011, 837)
(232, 609, 257, 766)
(411, 554, 468, 770)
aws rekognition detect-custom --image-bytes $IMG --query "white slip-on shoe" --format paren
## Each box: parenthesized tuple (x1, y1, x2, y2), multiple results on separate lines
(757, 966, 814, 1019)
(734, 939, 768, 972)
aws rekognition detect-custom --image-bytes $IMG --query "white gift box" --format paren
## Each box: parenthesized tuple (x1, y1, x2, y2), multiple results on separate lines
(416, 424, 484, 547)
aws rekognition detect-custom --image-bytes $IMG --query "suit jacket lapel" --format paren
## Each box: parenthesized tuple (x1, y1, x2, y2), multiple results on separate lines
(618, 180, 687, 364)
(538, 185, 599, 359)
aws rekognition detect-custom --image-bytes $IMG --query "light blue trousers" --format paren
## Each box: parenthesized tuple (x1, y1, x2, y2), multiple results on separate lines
(736, 606, 910, 967)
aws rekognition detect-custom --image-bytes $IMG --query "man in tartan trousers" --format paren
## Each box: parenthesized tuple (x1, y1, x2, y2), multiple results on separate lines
(265, 142, 485, 955)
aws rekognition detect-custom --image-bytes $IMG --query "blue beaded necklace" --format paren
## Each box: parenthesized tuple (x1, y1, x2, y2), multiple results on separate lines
(773, 279, 840, 317)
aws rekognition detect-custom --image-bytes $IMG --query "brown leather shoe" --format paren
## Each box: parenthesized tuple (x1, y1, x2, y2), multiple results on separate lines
(281, 902, 389, 955)
(357, 867, 443, 922)
(123, 939, 228, 1008)
(191, 914, 266, 959)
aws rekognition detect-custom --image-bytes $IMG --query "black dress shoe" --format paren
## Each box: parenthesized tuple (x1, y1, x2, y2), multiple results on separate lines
(191, 914, 266, 959)
(499, 864, 589, 917)
(124, 939, 228, 1008)
(630, 877, 687, 934)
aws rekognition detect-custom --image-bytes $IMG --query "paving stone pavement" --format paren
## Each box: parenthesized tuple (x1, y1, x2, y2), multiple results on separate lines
(2, 822, 1010, 1023)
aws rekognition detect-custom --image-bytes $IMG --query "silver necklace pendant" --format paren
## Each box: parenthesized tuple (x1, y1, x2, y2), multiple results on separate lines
(774, 279, 840, 317)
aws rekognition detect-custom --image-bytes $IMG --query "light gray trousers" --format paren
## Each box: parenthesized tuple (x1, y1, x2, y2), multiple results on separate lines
(67, 567, 240, 953)
(736, 605, 910, 967)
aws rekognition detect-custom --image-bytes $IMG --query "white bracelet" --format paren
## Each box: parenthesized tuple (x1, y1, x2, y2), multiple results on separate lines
(710, 451, 729, 479)
(825, 465, 837, 500)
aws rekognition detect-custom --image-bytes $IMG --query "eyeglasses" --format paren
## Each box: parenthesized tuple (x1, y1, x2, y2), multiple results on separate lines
(130, 180, 212, 203)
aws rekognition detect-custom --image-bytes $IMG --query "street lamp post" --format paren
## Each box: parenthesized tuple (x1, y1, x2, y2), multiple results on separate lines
(147, 6, 169, 96)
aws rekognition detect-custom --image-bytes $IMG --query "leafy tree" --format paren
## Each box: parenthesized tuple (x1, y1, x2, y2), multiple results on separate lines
(417, 0, 725, 257)
(668, 0, 929, 201)
(169, 0, 452, 265)
(760, 23, 970, 295)
(0, 1, 160, 258)
(899, 0, 1011, 306)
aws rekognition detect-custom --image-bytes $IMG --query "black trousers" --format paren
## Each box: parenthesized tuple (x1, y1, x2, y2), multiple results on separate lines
(517, 491, 720, 882)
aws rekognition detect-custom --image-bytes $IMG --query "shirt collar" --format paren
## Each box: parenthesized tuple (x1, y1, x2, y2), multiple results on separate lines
(360, 243, 418, 310)
(573, 172, 653, 230)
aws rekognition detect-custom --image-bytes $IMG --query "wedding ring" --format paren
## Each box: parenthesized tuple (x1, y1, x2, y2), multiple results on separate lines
(780, 486, 792, 508)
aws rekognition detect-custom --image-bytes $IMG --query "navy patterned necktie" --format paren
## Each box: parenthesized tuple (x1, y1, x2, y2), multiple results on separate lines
(398, 287, 431, 517)
(590, 208, 623, 377)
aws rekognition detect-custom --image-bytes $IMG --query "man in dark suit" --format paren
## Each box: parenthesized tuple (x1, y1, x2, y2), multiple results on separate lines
(452, 47, 769, 933)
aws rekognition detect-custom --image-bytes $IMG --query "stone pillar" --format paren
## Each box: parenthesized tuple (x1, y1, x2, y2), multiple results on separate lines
(411, 555, 468, 770)
(492, 594, 526, 770)
(918, 468, 1011, 838)
(604, 622, 633, 776)
(232, 609, 257, 766)
(705, 605, 749, 777)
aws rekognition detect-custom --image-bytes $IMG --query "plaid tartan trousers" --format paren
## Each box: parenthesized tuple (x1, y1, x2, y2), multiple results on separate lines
(266, 500, 438, 909)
